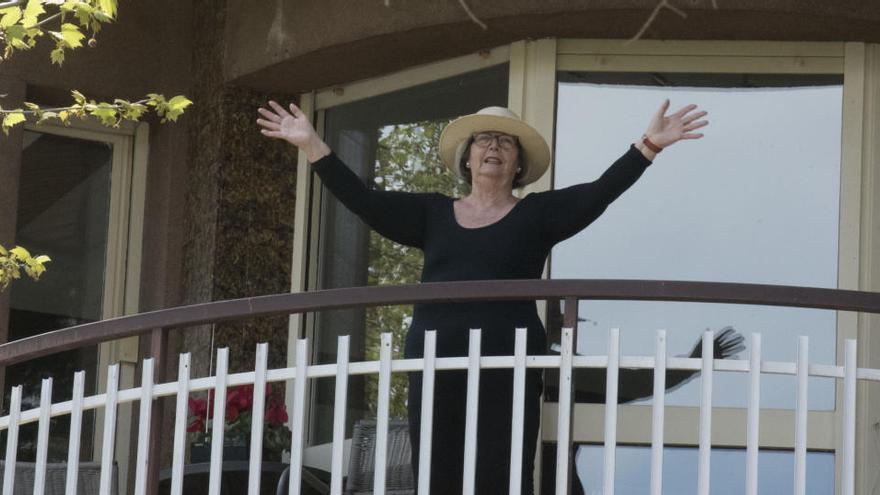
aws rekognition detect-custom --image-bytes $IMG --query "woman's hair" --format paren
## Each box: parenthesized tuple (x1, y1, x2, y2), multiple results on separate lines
(457, 136, 527, 188)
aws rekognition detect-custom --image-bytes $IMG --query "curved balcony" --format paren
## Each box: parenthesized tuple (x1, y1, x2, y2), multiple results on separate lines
(0, 279, 877, 495)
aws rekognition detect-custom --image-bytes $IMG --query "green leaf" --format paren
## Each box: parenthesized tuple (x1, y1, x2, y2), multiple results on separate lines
(60, 22, 84, 48)
(98, 0, 116, 17)
(5, 24, 27, 43)
(34, 255, 51, 264)
(22, 0, 45, 26)
(71, 90, 86, 105)
(0, 7, 22, 28)
(2, 111, 26, 134)
(90, 102, 117, 126)
(50, 46, 65, 64)
(9, 246, 31, 259)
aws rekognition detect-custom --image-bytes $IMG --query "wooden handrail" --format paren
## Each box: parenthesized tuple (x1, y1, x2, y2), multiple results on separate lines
(0, 279, 878, 367)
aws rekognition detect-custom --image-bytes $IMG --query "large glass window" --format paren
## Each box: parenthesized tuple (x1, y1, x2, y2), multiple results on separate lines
(3, 130, 114, 460)
(540, 444, 834, 494)
(550, 72, 843, 410)
(309, 65, 508, 445)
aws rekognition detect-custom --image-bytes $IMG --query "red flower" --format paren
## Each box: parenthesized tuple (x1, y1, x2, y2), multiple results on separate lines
(188, 397, 208, 418)
(187, 417, 205, 433)
(264, 392, 288, 426)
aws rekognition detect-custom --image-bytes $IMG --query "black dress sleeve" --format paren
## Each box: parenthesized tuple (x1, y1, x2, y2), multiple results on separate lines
(312, 152, 429, 249)
(539, 144, 652, 245)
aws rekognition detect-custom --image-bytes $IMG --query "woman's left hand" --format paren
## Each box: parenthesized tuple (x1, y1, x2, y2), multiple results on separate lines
(643, 99, 709, 149)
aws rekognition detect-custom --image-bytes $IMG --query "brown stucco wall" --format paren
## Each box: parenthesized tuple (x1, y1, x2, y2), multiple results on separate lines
(225, 0, 880, 94)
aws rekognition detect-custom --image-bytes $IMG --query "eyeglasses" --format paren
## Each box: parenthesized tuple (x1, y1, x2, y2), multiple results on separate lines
(472, 132, 519, 151)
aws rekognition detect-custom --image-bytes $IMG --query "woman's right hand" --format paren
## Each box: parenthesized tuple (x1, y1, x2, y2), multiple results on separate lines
(257, 101, 330, 162)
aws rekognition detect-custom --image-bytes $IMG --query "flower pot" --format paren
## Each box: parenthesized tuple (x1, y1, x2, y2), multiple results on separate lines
(190, 437, 249, 463)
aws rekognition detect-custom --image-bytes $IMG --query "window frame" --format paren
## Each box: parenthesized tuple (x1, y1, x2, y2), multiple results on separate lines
(19, 118, 149, 490)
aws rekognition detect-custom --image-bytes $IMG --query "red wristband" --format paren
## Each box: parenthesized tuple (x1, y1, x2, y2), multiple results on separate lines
(642, 135, 663, 153)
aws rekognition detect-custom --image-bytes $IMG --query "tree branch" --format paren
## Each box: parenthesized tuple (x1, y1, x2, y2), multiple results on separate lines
(30, 11, 61, 29)
(0, 99, 151, 115)
(626, 0, 689, 44)
(0, 0, 25, 9)
(458, 0, 488, 30)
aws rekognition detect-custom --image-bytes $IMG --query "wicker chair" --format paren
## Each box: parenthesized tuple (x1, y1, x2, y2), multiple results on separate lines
(345, 419, 413, 495)
(275, 419, 413, 495)
(0, 461, 116, 495)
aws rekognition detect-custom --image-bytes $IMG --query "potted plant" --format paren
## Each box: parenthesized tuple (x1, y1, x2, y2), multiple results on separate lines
(188, 384, 291, 462)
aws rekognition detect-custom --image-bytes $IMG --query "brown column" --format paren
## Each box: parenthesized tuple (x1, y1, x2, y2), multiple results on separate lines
(0, 75, 27, 403)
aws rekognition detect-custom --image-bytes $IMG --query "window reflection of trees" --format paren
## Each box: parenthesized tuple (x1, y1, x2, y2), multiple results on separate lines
(364, 119, 468, 418)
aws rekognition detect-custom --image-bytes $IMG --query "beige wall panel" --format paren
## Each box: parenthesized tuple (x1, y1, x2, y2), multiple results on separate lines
(315, 47, 509, 110)
(557, 54, 843, 74)
(543, 404, 837, 449)
(857, 43, 880, 495)
(557, 39, 845, 57)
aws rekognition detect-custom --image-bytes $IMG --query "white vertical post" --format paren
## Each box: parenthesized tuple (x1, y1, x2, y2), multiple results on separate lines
(373, 332, 393, 495)
(745, 334, 761, 495)
(794, 337, 809, 495)
(208, 348, 229, 495)
(603, 328, 620, 495)
(288, 339, 309, 495)
(2, 386, 22, 495)
(65, 371, 86, 495)
(555, 327, 574, 495)
(248, 343, 269, 495)
(842, 339, 857, 495)
(330, 336, 350, 495)
(418, 331, 437, 495)
(100, 364, 120, 495)
(134, 358, 155, 495)
(650, 330, 667, 495)
(463, 328, 482, 495)
(170, 353, 192, 495)
(33, 378, 53, 495)
(509, 328, 529, 495)
(697, 331, 713, 495)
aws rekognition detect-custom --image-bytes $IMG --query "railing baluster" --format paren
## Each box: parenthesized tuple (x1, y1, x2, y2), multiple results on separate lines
(650, 330, 667, 495)
(418, 331, 437, 495)
(463, 328, 482, 495)
(794, 337, 809, 495)
(509, 327, 528, 495)
(99, 364, 119, 495)
(209, 348, 229, 495)
(603, 328, 620, 495)
(697, 330, 713, 495)
(288, 339, 309, 495)
(330, 336, 350, 495)
(33, 378, 53, 495)
(745, 333, 761, 495)
(65, 371, 86, 495)
(842, 339, 857, 495)
(374, 332, 393, 495)
(170, 353, 191, 495)
(2, 386, 21, 495)
(555, 327, 574, 495)
(134, 358, 155, 495)
(248, 343, 269, 495)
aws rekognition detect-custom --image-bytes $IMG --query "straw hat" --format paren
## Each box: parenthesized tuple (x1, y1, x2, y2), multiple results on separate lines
(439, 106, 551, 187)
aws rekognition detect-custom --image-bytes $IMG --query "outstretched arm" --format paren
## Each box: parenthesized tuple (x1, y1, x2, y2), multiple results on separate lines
(257, 101, 428, 248)
(541, 100, 709, 245)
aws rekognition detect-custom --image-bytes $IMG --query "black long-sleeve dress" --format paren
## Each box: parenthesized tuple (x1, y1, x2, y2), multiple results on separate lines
(312, 144, 651, 494)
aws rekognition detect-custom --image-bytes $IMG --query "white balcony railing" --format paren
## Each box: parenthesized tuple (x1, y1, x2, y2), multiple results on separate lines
(0, 327, 870, 495)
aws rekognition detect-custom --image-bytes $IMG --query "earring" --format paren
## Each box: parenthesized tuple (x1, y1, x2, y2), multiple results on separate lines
(466, 162, 471, 168)
(517, 168, 522, 173)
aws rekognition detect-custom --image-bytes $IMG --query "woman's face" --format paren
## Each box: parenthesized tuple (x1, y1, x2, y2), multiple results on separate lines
(466, 131, 520, 188)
